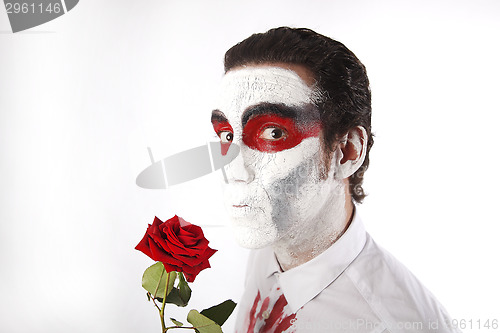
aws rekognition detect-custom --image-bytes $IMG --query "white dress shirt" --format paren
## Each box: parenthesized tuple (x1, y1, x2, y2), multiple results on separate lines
(234, 212, 460, 333)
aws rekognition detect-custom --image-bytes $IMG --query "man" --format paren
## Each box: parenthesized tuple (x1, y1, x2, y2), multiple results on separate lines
(211, 27, 458, 332)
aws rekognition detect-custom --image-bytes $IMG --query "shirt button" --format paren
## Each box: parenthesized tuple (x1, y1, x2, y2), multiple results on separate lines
(262, 310, 270, 319)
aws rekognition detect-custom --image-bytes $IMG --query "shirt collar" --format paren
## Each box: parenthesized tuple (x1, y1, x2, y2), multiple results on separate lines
(264, 210, 367, 313)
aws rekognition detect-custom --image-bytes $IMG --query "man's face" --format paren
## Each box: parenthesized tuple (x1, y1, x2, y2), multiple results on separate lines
(212, 65, 345, 249)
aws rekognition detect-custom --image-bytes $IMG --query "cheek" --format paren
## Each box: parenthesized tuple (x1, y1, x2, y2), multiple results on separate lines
(252, 138, 323, 187)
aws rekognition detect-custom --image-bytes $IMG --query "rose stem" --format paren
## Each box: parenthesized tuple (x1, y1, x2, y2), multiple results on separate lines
(165, 326, 195, 330)
(159, 271, 171, 333)
(150, 293, 161, 312)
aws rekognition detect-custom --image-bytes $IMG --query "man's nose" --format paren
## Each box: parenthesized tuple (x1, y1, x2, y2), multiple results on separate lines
(224, 146, 255, 183)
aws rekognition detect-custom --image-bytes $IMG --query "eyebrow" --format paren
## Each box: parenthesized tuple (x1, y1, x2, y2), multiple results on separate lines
(241, 102, 318, 127)
(211, 110, 228, 124)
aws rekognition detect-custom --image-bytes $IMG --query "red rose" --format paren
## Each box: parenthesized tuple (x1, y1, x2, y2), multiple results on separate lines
(135, 215, 217, 282)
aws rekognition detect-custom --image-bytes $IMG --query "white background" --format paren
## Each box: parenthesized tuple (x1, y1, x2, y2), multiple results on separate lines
(1, 1, 499, 332)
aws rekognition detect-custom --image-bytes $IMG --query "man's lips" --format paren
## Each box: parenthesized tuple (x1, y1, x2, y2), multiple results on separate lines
(228, 203, 264, 218)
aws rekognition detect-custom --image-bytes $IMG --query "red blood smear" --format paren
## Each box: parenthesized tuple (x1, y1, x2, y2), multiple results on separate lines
(245, 291, 296, 333)
(274, 313, 297, 332)
(260, 294, 287, 332)
(247, 291, 261, 333)
(256, 297, 270, 320)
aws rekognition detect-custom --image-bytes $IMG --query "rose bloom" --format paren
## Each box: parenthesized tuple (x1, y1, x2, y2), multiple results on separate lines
(135, 215, 217, 282)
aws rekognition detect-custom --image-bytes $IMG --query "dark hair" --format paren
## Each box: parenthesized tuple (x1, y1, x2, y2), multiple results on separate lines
(224, 27, 374, 203)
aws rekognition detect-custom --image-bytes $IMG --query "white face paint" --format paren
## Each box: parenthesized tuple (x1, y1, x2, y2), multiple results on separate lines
(212, 66, 348, 258)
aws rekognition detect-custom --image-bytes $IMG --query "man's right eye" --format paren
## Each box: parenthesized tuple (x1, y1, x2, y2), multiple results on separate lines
(219, 131, 233, 143)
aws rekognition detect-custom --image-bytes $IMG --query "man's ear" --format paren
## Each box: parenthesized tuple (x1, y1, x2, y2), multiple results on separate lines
(333, 126, 368, 180)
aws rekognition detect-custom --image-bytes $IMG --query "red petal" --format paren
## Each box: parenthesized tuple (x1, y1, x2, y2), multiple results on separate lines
(162, 261, 182, 273)
(148, 238, 184, 266)
(177, 216, 191, 227)
(137, 216, 217, 283)
(135, 231, 154, 259)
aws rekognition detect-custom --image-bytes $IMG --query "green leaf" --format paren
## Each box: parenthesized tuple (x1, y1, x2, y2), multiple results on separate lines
(170, 318, 183, 326)
(141, 262, 177, 300)
(165, 287, 189, 307)
(178, 273, 192, 304)
(200, 300, 237, 326)
(187, 310, 223, 333)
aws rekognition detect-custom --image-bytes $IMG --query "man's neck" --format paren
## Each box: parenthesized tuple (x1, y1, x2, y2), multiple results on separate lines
(272, 185, 355, 271)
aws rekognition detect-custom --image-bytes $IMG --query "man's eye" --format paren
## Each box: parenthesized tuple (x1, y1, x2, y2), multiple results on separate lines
(219, 131, 233, 143)
(259, 127, 287, 141)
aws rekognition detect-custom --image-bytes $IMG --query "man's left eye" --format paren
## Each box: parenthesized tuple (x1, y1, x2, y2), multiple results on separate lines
(259, 127, 287, 141)
(219, 131, 233, 143)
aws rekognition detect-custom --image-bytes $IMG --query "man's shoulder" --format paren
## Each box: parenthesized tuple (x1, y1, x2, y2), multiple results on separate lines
(342, 234, 457, 332)
(347, 234, 411, 284)
(345, 234, 438, 303)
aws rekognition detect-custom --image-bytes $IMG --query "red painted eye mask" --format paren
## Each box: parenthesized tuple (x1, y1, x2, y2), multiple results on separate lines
(212, 104, 321, 154)
(212, 120, 233, 155)
(242, 114, 321, 153)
